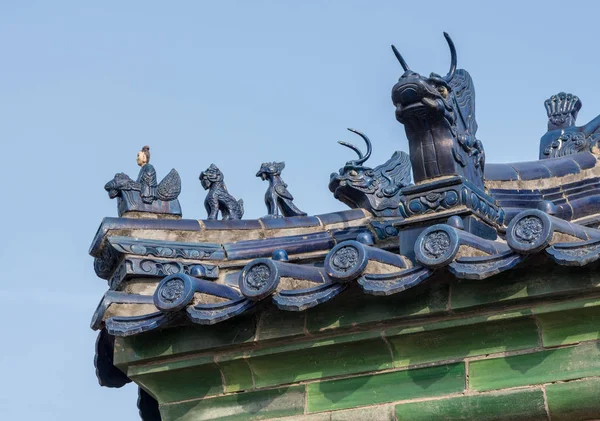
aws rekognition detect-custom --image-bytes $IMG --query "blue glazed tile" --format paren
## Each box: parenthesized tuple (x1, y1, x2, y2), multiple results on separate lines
(485, 163, 519, 181)
(541, 193, 565, 202)
(316, 209, 367, 225)
(511, 161, 552, 180)
(541, 186, 562, 194)
(554, 203, 573, 221)
(570, 152, 597, 170)
(224, 232, 335, 260)
(543, 157, 581, 177)
(570, 195, 600, 220)
(563, 184, 600, 199)
(332, 227, 373, 243)
(494, 200, 540, 208)
(492, 192, 541, 199)
(502, 208, 524, 224)
(202, 219, 262, 230)
(260, 216, 321, 230)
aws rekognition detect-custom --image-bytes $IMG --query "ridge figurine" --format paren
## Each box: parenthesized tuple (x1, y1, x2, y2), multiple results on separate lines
(329, 128, 411, 217)
(104, 145, 182, 217)
(256, 161, 307, 218)
(539, 92, 600, 159)
(199, 164, 244, 220)
(391, 33, 485, 190)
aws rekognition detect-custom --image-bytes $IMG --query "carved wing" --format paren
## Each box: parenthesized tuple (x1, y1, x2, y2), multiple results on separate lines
(275, 184, 294, 201)
(157, 169, 181, 201)
(449, 69, 478, 137)
(373, 151, 411, 197)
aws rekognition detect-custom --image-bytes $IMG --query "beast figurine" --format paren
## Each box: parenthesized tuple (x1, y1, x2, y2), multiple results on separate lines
(199, 164, 244, 220)
(256, 161, 307, 218)
(329, 128, 411, 217)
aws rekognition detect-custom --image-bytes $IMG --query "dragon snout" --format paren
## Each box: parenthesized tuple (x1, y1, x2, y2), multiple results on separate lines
(397, 86, 420, 106)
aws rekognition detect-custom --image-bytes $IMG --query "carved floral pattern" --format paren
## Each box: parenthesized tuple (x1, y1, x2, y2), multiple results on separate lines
(422, 231, 451, 259)
(331, 246, 359, 272)
(400, 184, 503, 226)
(158, 279, 185, 303)
(514, 216, 543, 244)
(246, 264, 271, 291)
(108, 258, 218, 290)
(113, 241, 219, 260)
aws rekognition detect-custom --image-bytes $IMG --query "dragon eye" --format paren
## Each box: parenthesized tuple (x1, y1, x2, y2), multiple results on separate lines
(437, 86, 448, 98)
(349, 170, 358, 177)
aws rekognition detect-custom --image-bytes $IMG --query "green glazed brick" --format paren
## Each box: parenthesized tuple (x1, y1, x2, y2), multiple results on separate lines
(219, 358, 254, 393)
(248, 336, 393, 388)
(546, 377, 600, 421)
(307, 363, 465, 412)
(451, 265, 600, 311)
(114, 315, 256, 367)
(395, 388, 548, 421)
(256, 304, 306, 341)
(469, 342, 600, 391)
(307, 283, 449, 333)
(272, 405, 394, 420)
(536, 305, 600, 347)
(387, 317, 539, 368)
(160, 385, 305, 421)
(131, 361, 223, 404)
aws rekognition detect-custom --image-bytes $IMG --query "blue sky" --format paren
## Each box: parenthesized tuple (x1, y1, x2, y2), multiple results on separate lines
(1, 1, 600, 419)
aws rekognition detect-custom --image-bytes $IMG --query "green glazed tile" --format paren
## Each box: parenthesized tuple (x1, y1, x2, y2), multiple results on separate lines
(159, 385, 305, 421)
(388, 317, 539, 368)
(307, 283, 449, 333)
(395, 388, 548, 420)
(127, 355, 214, 377)
(256, 304, 306, 341)
(307, 363, 465, 412)
(248, 336, 392, 388)
(246, 330, 382, 361)
(273, 405, 394, 420)
(469, 342, 600, 391)
(114, 315, 256, 367)
(533, 296, 600, 315)
(546, 377, 600, 421)
(132, 362, 223, 404)
(536, 305, 600, 347)
(385, 309, 532, 337)
(219, 358, 254, 393)
(451, 265, 600, 311)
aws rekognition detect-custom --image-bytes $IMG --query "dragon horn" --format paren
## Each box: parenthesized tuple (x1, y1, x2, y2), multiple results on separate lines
(391, 45, 410, 72)
(338, 128, 372, 166)
(443, 32, 457, 81)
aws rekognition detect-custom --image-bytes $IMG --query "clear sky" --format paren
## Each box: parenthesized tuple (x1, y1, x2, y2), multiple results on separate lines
(1, 1, 600, 419)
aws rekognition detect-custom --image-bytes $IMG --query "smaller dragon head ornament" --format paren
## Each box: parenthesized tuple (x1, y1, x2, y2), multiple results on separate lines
(329, 129, 411, 216)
